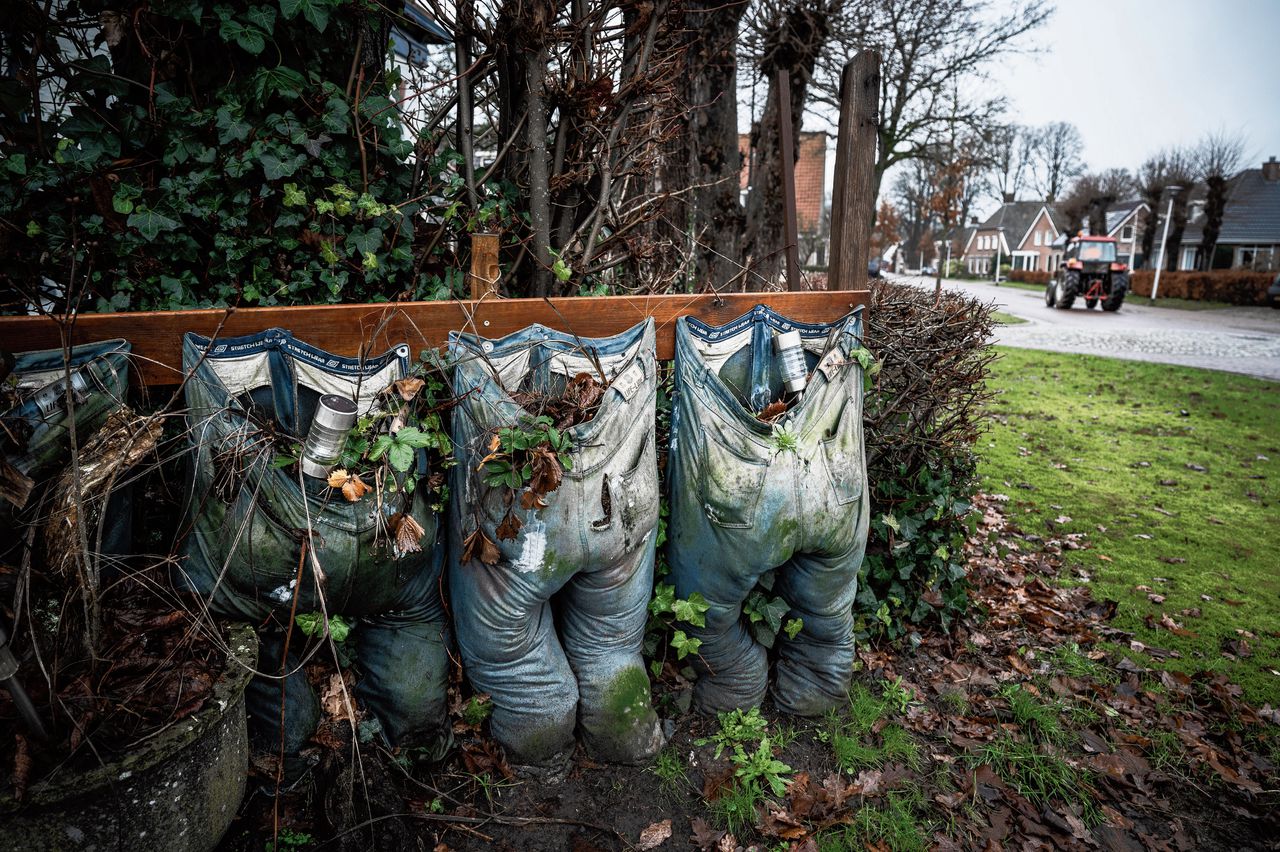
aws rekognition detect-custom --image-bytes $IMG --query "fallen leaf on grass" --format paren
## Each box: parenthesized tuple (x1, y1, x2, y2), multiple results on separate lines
(637, 819, 672, 850)
(689, 818, 723, 851)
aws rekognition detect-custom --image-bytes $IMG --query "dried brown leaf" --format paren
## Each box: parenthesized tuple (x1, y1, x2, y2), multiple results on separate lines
(392, 377, 426, 401)
(637, 819, 672, 850)
(327, 468, 351, 489)
(341, 473, 370, 502)
(495, 510, 523, 542)
(391, 512, 426, 553)
(462, 527, 501, 565)
(757, 400, 789, 422)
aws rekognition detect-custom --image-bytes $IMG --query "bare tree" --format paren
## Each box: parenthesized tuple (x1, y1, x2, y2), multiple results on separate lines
(811, 0, 1051, 202)
(1192, 131, 1246, 270)
(985, 123, 1035, 202)
(740, 0, 837, 288)
(1027, 121, 1084, 202)
(1062, 168, 1132, 235)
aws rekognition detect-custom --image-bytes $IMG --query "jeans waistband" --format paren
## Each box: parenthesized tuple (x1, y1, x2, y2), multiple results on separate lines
(674, 306, 862, 437)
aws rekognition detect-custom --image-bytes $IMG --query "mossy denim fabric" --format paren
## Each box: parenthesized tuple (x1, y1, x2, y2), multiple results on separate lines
(448, 319, 663, 768)
(3, 339, 131, 479)
(667, 305, 869, 717)
(176, 329, 450, 758)
(1, 340, 133, 561)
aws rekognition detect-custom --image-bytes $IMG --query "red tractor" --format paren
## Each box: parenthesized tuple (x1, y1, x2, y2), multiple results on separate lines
(1045, 235, 1129, 311)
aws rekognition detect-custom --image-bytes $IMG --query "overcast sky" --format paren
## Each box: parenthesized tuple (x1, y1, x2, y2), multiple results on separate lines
(990, 0, 1280, 175)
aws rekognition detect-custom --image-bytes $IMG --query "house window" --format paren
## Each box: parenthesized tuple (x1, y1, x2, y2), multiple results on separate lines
(1045, 231, 1053, 245)
(1034, 231, 1042, 247)
(1121, 224, 1134, 241)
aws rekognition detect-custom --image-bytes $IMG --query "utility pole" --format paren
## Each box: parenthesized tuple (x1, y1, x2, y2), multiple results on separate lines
(1150, 186, 1182, 304)
(994, 230, 1003, 284)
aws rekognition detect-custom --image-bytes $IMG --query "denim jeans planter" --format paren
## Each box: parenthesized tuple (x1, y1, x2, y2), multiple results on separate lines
(667, 305, 869, 717)
(2, 340, 133, 561)
(176, 329, 450, 759)
(3, 339, 131, 480)
(448, 319, 664, 770)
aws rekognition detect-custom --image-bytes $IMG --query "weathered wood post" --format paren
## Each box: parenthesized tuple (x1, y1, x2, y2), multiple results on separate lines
(777, 71, 801, 292)
(827, 51, 880, 292)
(469, 232, 501, 299)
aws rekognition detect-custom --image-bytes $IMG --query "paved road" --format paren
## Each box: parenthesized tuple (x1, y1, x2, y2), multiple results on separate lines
(888, 273, 1280, 382)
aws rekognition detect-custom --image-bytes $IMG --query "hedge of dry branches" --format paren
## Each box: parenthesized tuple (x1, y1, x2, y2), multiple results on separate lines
(858, 280, 998, 638)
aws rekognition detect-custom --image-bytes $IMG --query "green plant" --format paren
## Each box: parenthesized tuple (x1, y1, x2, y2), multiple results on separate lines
(857, 283, 996, 640)
(294, 612, 353, 643)
(698, 707, 770, 759)
(266, 828, 315, 851)
(477, 414, 576, 543)
(730, 737, 792, 797)
(1, 2, 507, 313)
(1051, 643, 1116, 684)
(974, 736, 1100, 824)
(709, 780, 764, 836)
(880, 677, 914, 714)
(646, 580, 708, 668)
(462, 695, 493, 728)
(743, 588, 792, 648)
(997, 684, 1067, 745)
(650, 746, 688, 793)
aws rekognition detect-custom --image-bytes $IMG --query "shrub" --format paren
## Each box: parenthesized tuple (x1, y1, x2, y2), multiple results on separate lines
(0, 1, 500, 313)
(858, 282, 997, 639)
(1007, 270, 1051, 285)
(1129, 270, 1273, 305)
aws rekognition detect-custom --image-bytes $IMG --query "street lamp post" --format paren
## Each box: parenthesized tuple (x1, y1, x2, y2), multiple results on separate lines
(994, 228, 1003, 284)
(1150, 186, 1182, 304)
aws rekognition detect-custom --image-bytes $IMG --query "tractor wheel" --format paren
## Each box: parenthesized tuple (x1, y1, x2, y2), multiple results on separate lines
(1056, 272, 1078, 310)
(1103, 292, 1125, 312)
(1086, 298, 1098, 309)
(1044, 280, 1057, 307)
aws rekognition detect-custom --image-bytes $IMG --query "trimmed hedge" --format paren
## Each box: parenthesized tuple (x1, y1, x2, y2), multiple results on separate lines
(1007, 270, 1051, 286)
(1007, 268, 1273, 305)
(1129, 271, 1274, 305)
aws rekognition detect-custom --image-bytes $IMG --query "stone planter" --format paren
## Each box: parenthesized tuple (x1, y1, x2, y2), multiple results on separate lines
(0, 624, 257, 852)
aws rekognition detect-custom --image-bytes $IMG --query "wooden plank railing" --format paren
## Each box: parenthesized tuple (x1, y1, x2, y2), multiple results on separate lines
(0, 290, 869, 387)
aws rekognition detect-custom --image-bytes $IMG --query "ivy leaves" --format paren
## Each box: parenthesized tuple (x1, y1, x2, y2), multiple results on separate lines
(216, 4, 276, 55)
(279, 0, 336, 33)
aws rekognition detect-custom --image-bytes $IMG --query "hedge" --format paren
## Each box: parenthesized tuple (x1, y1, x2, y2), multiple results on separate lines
(1006, 268, 1273, 305)
(1128, 271, 1274, 305)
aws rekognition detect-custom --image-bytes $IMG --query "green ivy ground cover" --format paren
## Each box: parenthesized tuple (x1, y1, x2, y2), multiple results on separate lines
(980, 347, 1280, 707)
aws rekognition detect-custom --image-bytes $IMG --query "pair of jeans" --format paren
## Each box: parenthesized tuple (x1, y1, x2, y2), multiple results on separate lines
(176, 329, 450, 758)
(1, 340, 133, 563)
(2, 339, 131, 479)
(447, 319, 663, 768)
(667, 305, 870, 717)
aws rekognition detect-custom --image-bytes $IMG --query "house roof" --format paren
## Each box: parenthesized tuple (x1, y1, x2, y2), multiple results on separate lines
(973, 201, 1062, 251)
(1180, 168, 1280, 245)
(393, 2, 452, 64)
(1104, 199, 1147, 235)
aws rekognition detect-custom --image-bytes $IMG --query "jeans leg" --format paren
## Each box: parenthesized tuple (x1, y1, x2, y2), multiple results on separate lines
(770, 538, 865, 717)
(450, 558, 578, 767)
(355, 543, 452, 759)
(558, 544, 663, 763)
(245, 630, 321, 756)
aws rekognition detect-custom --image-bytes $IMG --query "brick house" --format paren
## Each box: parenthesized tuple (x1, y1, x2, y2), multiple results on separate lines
(1103, 200, 1149, 268)
(962, 200, 1064, 276)
(739, 132, 827, 260)
(1176, 156, 1280, 271)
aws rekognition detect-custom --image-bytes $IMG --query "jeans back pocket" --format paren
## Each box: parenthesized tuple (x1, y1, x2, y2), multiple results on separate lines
(819, 395, 864, 505)
(698, 427, 769, 529)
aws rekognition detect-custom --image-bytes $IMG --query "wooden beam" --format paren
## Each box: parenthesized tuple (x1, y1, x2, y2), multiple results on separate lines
(828, 51, 880, 292)
(0, 290, 869, 387)
(777, 71, 800, 293)
(468, 232, 501, 299)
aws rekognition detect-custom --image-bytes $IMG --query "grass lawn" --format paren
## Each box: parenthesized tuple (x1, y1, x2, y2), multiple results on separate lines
(991, 310, 1027, 325)
(980, 347, 1280, 708)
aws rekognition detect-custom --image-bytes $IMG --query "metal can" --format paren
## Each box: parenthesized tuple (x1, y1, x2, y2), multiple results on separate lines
(300, 394, 359, 479)
(773, 330, 807, 394)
